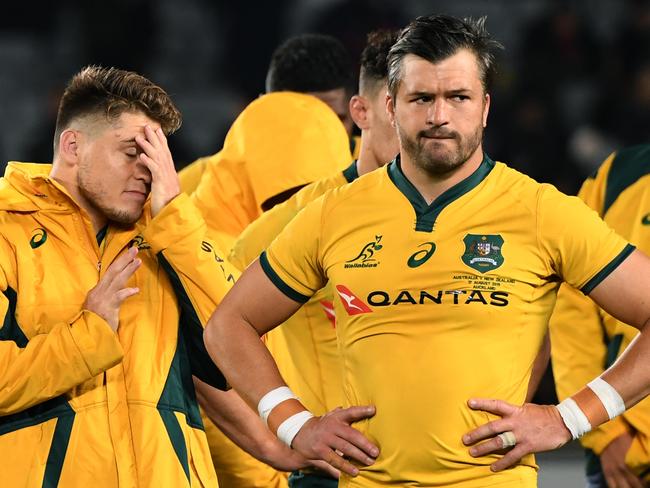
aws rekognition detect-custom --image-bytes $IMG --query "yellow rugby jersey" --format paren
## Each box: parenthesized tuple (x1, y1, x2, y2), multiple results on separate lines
(261, 155, 633, 488)
(551, 144, 650, 480)
(230, 162, 359, 415)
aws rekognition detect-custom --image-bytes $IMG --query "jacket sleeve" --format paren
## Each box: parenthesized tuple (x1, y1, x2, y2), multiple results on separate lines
(0, 236, 124, 415)
(140, 193, 240, 390)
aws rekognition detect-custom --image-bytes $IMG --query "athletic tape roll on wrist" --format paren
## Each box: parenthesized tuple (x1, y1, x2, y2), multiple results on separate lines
(258, 386, 297, 426)
(556, 398, 592, 440)
(277, 410, 315, 447)
(587, 377, 626, 420)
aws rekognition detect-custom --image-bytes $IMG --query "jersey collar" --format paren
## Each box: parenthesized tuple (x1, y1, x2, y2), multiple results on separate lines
(342, 160, 359, 183)
(387, 153, 495, 232)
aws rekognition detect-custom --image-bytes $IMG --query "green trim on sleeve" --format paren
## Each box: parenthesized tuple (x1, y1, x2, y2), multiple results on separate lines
(259, 251, 310, 303)
(581, 244, 635, 294)
(342, 160, 359, 183)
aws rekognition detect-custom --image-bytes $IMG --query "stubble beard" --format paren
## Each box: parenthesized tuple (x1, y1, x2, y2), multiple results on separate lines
(77, 171, 142, 227)
(398, 122, 483, 177)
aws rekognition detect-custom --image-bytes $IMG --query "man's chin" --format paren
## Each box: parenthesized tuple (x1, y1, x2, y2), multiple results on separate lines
(104, 208, 142, 227)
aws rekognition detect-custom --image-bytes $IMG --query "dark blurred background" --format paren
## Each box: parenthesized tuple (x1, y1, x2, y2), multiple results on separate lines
(0, 0, 648, 197)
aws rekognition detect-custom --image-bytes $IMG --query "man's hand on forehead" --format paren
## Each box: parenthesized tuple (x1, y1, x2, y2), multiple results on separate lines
(135, 125, 180, 217)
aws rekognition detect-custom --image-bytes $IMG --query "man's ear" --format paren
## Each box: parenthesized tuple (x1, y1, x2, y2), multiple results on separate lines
(349, 95, 370, 131)
(58, 129, 80, 164)
(482, 93, 491, 128)
(386, 93, 396, 128)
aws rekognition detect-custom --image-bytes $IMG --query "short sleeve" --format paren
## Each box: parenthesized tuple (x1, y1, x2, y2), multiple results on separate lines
(537, 185, 634, 293)
(260, 196, 327, 303)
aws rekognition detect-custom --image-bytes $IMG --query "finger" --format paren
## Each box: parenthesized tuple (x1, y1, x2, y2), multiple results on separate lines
(111, 258, 142, 290)
(468, 435, 511, 457)
(154, 127, 169, 148)
(330, 435, 375, 466)
(467, 398, 518, 416)
(603, 469, 619, 488)
(324, 450, 359, 477)
(623, 469, 644, 488)
(333, 424, 379, 459)
(135, 132, 157, 155)
(139, 153, 162, 179)
(115, 287, 140, 302)
(144, 125, 162, 149)
(489, 444, 529, 472)
(463, 418, 512, 445)
(307, 460, 340, 479)
(104, 247, 138, 280)
(337, 405, 376, 424)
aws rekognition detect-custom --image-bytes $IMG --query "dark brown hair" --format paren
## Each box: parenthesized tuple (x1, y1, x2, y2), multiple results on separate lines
(54, 66, 181, 150)
(387, 15, 503, 98)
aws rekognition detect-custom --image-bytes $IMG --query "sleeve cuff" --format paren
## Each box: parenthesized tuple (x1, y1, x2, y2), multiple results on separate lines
(141, 193, 203, 253)
(259, 252, 310, 303)
(68, 310, 124, 377)
(581, 244, 635, 294)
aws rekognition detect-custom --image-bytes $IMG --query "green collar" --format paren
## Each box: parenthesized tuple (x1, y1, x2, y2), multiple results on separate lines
(387, 153, 495, 232)
(342, 160, 359, 183)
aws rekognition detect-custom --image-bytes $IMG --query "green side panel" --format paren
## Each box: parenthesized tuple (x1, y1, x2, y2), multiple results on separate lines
(157, 271, 215, 481)
(1, 287, 28, 347)
(158, 409, 190, 483)
(42, 412, 76, 488)
(387, 154, 495, 232)
(157, 252, 227, 391)
(603, 144, 650, 215)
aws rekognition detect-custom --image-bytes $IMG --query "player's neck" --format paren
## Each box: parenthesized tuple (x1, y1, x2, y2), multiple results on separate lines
(399, 145, 484, 204)
(356, 133, 389, 176)
(49, 165, 108, 233)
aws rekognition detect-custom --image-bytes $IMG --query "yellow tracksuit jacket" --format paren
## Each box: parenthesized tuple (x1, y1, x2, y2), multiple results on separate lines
(177, 91, 351, 488)
(550, 144, 650, 481)
(0, 162, 236, 487)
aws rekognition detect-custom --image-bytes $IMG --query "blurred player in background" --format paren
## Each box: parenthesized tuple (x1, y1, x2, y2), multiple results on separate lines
(550, 143, 650, 488)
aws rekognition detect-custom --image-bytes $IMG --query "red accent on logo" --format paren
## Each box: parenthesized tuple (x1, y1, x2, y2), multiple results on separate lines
(320, 300, 337, 327)
(335, 285, 372, 315)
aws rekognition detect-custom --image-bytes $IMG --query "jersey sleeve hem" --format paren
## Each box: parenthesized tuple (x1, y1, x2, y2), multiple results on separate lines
(581, 244, 636, 294)
(259, 251, 310, 304)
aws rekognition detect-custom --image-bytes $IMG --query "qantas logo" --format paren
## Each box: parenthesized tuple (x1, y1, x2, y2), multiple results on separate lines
(320, 300, 336, 327)
(335, 285, 372, 315)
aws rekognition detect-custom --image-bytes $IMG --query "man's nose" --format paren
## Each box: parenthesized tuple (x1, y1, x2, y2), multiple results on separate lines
(134, 160, 152, 183)
(427, 99, 449, 126)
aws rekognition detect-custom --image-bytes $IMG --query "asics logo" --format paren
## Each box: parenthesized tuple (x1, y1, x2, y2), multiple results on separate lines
(30, 228, 47, 249)
(407, 242, 436, 268)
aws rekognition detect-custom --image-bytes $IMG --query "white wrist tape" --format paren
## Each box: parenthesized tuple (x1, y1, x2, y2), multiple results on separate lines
(277, 410, 315, 447)
(257, 386, 297, 426)
(587, 377, 626, 420)
(556, 398, 592, 440)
